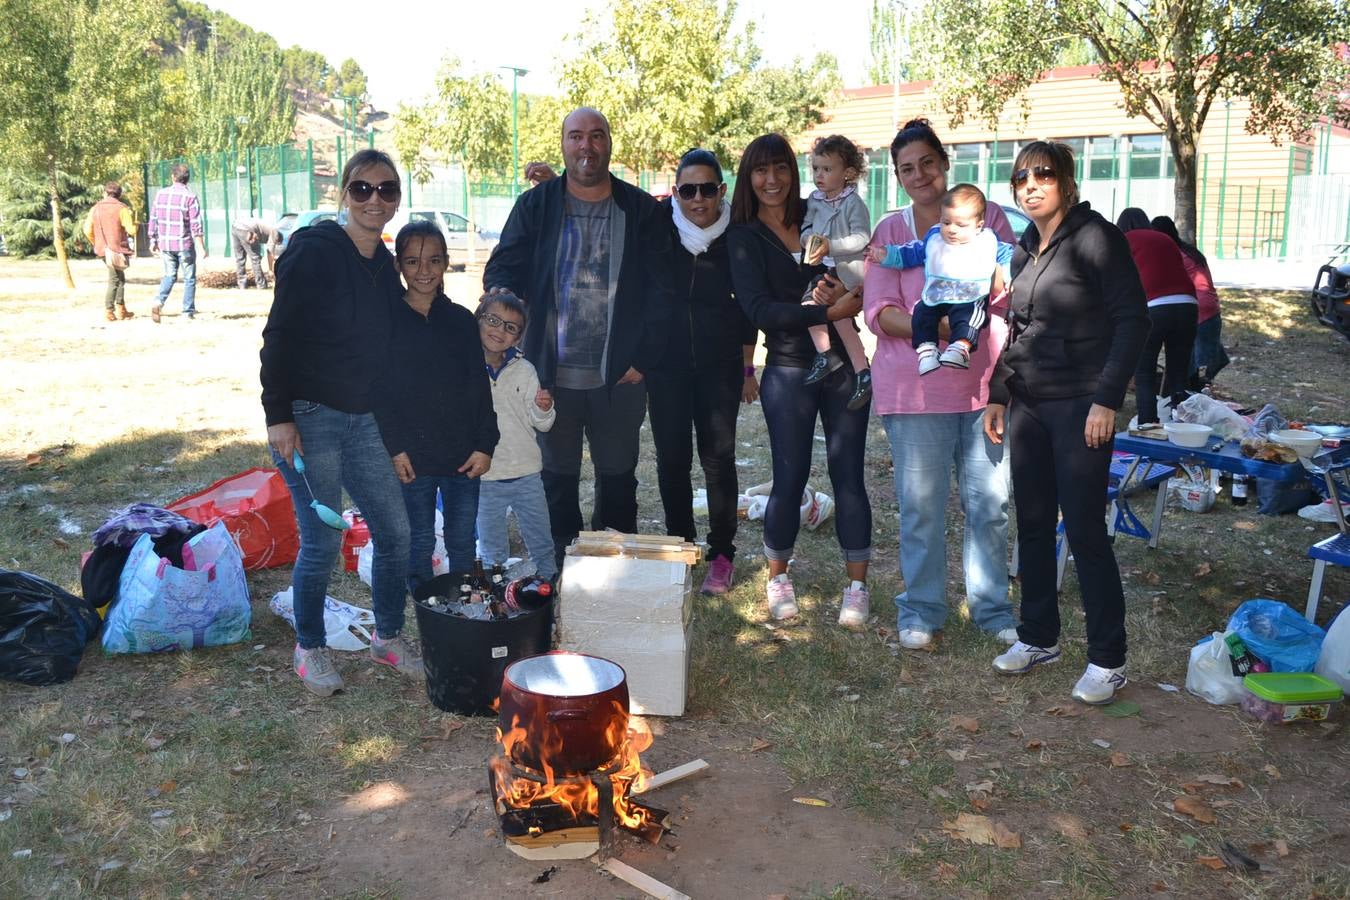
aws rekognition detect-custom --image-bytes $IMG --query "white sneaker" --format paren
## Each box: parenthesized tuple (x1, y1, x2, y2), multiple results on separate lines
(766, 574, 799, 620)
(992, 640, 1061, 674)
(994, 628, 1019, 645)
(1071, 663, 1128, 705)
(898, 628, 934, 649)
(1298, 498, 1350, 523)
(838, 582, 870, 629)
(939, 342, 971, 369)
(916, 343, 941, 376)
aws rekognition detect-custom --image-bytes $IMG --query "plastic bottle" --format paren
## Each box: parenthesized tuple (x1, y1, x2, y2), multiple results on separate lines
(1231, 473, 1250, 506)
(516, 578, 554, 612)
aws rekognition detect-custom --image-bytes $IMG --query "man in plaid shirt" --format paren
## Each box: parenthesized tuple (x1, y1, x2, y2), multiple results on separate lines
(148, 163, 208, 322)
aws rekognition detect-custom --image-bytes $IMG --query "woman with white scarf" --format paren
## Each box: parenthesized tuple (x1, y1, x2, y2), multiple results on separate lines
(649, 148, 759, 596)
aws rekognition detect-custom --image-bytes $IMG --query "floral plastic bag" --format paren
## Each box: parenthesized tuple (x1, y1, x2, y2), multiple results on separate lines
(269, 588, 373, 652)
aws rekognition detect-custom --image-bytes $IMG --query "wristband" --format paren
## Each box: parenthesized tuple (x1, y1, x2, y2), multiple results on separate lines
(744, 366, 756, 378)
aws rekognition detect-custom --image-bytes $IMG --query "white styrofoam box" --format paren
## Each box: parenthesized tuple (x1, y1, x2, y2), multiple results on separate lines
(558, 555, 692, 628)
(562, 621, 692, 717)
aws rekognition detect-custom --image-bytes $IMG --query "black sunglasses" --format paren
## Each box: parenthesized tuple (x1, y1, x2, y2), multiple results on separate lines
(347, 180, 401, 202)
(478, 312, 522, 336)
(1012, 165, 1056, 188)
(675, 182, 721, 200)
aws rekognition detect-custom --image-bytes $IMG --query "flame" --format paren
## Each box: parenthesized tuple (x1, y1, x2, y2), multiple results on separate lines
(491, 700, 661, 836)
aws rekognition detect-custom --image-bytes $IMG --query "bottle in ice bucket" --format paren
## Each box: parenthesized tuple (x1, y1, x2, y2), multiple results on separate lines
(515, 578, 554, 612)
(1231, 473, 1250, 506)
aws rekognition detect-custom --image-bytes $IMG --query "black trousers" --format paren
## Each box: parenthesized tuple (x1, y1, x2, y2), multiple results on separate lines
(646, 362, 742, 560)
(1009, 392, 1126, 667)
(1134, 302, 1197, 425)
(539, 382, 647, 560)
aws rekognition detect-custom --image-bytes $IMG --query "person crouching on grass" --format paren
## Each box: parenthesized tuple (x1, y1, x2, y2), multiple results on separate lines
(375, 219, 498, 610)
(474, 291, 559, 583)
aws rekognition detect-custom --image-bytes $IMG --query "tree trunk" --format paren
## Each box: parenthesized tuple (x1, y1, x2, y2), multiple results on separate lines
(1168, 129, 1200, 247)
(48, 158, 75, 289)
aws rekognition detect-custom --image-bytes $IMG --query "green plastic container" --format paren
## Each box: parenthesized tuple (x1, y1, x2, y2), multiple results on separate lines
(1241, 673, 1342, 724)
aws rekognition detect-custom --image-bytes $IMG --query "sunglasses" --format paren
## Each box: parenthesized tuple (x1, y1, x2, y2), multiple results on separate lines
(1012, 165, 1057, 188)
(347, 180, 401, 202)
(478, 312, 522, 336)
(676, 182, 721, 200)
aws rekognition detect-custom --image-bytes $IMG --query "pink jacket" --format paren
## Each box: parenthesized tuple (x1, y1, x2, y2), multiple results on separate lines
(863, 204, 1014, 415)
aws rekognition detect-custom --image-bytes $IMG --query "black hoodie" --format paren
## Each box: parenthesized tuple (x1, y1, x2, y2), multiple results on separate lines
(260, 220, 403, 425)
(988, 202, 1149, 409)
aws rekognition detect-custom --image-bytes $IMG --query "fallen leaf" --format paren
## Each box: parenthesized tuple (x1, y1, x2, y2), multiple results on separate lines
(52, 537, 70, 549)
(934, 861, 959, 884)
(1196, 855, 1227, 870)
(158, 780, 177, 794)
(1150, 881, 1170, 893)
(1119, 823, 1135, 832)
(1173, 796, 1217, 824)
(1263, 764, 1282, 780)
(1110, 752, 1133, 768)
(1048, 812, 1089, 844)
(1194, 562, 1212, 577)
(144, 736, 166, 751)
(965, 780, 995, 795)
(1144, 571, 1162, 585)
(945, 748, 968, 762)
(950, 715, 980, 734)
(792, 797, 831, 807)
(942, 812, 1020, 848)
(24, 453, 42, 467)
(1101, 700, 1141, 718)
(1024, 739, 1044, 750)
(749, 737, 772, 753)
(1218, 841, 1260, 873)
(1182, 774, 1244, 792)
(1157, 683, 1181, 692)
(1044, 705, 1082, 718)
(1275, 839, 1290, 858)
(969, 794, 991, 812)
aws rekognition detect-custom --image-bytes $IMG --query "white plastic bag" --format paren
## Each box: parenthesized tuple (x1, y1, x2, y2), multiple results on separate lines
(269, 587, 373, 651)
(740, 481, 834, 530)
(1168, 478, 1216, 513)
(1173, 394, 1250, 441)
(356, 507, 449, 586)
(1185, 632, 1247, 704)
(1315, 606, 1350, 693)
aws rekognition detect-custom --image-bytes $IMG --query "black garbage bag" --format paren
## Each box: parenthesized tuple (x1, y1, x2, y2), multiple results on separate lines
(0, 569, 102, 686)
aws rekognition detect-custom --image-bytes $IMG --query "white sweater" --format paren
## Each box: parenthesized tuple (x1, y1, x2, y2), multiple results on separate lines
(485, 352, 555, 481)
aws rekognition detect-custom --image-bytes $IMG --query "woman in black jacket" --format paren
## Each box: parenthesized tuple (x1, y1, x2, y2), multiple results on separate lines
(260, 149, 417, 698)
(648, 149, 758, 596)
(726, 134, 870, 626)
(982, 141, 1149, 705)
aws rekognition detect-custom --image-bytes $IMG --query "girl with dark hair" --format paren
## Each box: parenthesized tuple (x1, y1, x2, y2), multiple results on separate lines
(648, 148, 759, 595)
(984, 142, 1149, 705)
(1115, 207, 1197, 426)
(1152, 214, 1228, 387)
(375, 220, 498, 597)
(727, 133, 871, 627)
(863, 118, 1021, 651)
(261, 148, 420, 697)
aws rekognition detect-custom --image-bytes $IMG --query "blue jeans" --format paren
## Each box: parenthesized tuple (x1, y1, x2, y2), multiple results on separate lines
(882, 410, 1014, 634)
(153, 248, 197, 314)
(476, 473, 557, 580)
(272, 402, 410, 648)
(401, 473, 479, 592)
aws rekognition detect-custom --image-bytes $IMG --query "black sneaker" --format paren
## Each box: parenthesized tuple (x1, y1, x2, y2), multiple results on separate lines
(803, 350, 844, 385)
(846, 368, 873, 411)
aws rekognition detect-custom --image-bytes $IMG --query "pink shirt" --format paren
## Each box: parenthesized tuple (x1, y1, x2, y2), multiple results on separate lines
(863, 204, 1015, 415)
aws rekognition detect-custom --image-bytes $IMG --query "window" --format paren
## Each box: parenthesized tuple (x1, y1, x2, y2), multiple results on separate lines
(950, 143, 981, 185)
(1128, 134, 1163, 178)
(1087, 136, 1120, 179)
(409, 211, 436, 223)
(440, 213, 468, 233)
(989, 140, 1016, 184)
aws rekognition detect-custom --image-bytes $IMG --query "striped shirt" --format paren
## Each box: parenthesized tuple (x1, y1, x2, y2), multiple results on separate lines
(148, 183, 203, 251)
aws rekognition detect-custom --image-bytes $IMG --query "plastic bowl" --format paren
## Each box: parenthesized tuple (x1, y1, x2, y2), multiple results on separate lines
(1163, 422, 1213, 448)
(1270, 428, 1323, 459)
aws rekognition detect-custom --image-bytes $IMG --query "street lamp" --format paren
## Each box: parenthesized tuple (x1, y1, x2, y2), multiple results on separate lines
(499, 66, 529, 196)
(334, 93, 359, 156)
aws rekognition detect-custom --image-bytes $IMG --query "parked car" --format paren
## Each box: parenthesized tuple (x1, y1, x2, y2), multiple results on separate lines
(384, 209, 500, 268)
(999, 203, 1031, 239)
(274, 209, 340, 257)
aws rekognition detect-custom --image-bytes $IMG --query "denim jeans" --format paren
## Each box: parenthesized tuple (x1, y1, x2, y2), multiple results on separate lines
(153, 248, 197, 314)
(272, 402, 410, 648)
(401, 473, 479, 593)
(882, 410, 1014, 634)
(477, 473, 557, 580)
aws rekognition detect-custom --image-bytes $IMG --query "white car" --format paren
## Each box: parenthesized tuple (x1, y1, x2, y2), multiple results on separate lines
(384, 210, 499, 268)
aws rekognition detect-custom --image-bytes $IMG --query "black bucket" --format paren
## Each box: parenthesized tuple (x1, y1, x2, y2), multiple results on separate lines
(411, 574, 553, 716)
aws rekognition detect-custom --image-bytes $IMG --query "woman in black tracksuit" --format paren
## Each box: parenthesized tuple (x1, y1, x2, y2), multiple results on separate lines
(647, 149, 758, 596)
(983, 141, 1149, 706)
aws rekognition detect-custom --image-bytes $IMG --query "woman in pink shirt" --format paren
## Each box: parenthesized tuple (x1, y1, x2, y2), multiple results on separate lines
(862, 119, 1018, 651)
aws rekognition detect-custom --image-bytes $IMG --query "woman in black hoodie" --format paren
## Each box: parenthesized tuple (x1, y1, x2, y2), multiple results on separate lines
(260, 149, 417, 698)
(982, 141, 1149, 705)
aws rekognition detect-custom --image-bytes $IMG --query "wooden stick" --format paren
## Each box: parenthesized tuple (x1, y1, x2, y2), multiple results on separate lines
(598, 859, 691, 900)
(634, 758, 709, 794)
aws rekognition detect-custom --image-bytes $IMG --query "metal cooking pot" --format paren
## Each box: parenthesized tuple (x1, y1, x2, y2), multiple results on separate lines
(499, 652, 629, 774)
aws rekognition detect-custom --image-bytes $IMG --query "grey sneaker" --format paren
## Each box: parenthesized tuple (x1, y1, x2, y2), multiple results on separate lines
(1071, 663, 1128, 705)
(370, 631, 425, 679)
(293, 644, 344, 697)
(993, 640, 1061, 674)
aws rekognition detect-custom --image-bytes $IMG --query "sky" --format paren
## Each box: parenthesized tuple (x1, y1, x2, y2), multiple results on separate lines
(207, 0, 876, 111)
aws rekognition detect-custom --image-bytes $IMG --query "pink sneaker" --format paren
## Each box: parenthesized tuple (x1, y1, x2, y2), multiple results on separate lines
(701, 554, 735, 595)
(766, 574, 798, 620)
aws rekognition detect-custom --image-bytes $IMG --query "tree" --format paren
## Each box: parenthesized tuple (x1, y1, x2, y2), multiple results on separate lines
(0, 0, 167, 287)
(561, 0, 841, 173)
(180, 33, 296, 155)
(395, 58, 512, 185)
(914, 0, 1350, 242)
(517, 94, 572, 172)
(326, 58, 369, 103)
(866, 0, 917, 86)
(0, 169, 98, 259)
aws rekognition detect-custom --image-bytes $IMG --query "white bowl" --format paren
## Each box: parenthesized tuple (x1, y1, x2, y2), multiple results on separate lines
(1163, 422, 1213, 448)
(1270, 428, 1322, 458)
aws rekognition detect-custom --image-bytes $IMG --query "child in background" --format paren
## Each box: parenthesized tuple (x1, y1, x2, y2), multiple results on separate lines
(871, 183, 1011, 375)
(800, 134, 873, 411)
(474, 291, 559, 582)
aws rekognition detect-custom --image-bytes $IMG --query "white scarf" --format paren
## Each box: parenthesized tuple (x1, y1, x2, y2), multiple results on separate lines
(672, 197, 731, 256)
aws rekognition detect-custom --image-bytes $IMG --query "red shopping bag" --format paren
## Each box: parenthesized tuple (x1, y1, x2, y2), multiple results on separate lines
(168, 468, 299, 570)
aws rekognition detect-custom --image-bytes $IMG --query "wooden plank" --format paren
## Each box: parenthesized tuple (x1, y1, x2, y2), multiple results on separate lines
(634, 759, 709, 794)
(598, 859, 691, 900)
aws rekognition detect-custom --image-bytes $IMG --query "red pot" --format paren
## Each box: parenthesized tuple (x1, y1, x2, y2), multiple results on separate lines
(499, 652, 629, 774)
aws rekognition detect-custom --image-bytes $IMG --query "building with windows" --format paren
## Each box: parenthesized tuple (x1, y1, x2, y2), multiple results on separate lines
(797, 65, 1350, 259)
